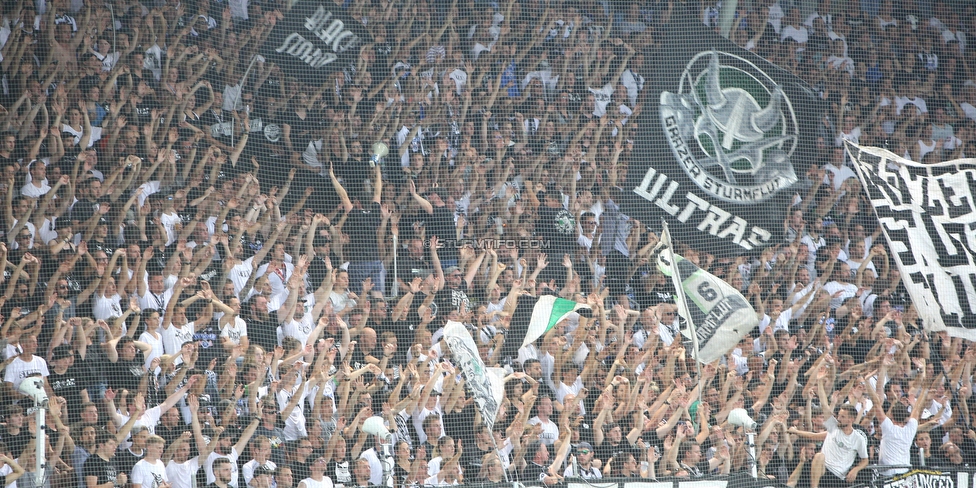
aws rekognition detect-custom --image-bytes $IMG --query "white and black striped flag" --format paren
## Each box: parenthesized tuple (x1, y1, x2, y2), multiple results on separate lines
(845, 142, 976, 340)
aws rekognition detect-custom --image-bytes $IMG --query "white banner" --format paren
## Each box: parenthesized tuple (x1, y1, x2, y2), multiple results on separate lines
(846, 142, 976, 340)
(444, 321, 505, 431)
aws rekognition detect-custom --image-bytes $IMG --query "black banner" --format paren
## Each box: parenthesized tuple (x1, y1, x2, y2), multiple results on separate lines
(262, 2, 370, 84)
(624, 10, 824, 256)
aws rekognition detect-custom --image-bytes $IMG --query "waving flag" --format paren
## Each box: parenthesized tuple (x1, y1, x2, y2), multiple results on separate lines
(845, 142, 976, 340)
(658, 223, 759, 363)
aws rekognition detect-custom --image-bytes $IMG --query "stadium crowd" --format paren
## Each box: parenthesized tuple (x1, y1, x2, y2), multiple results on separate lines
(0, 0, 975, 486)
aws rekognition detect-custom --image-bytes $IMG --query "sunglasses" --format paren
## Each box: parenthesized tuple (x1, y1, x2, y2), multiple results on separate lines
(578, 450, 590, 455)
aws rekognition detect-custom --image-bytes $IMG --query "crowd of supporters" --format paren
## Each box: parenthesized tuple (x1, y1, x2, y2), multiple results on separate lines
(0, 0, 975, 486)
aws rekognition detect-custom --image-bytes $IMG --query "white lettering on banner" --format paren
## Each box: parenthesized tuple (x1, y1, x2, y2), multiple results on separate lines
(847, 142, 976, 341)
(273, 5, 362, 70)
(633, 166, 772, 250)
(304, 7, 360, 52)
(883, 470, 955, 487)
(662, 114, 791, 202)
(274, 33, 338, 68)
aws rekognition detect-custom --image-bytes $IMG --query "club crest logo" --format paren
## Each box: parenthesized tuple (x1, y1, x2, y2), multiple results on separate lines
(660, 51, 798, 203)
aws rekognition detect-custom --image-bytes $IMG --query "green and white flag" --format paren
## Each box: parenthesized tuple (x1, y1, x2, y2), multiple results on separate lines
(520, 295, 590, 349)
(657, 224, 759, 363)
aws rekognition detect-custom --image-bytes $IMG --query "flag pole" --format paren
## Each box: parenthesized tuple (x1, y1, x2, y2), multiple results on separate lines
(660, 220, 704, 408)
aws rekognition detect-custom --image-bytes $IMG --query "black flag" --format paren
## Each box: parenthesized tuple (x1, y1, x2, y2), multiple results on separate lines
(263, 2, 371, 85)
(623, 10, 824, 255)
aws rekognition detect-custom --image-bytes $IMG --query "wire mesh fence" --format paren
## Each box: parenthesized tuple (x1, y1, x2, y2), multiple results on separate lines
(0, 0, 975, 487)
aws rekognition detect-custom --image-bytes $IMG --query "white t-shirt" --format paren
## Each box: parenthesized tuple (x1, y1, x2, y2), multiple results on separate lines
(961, 102, 976, 123)
(411, 404, 443, 445)
(588, 84, 614, 117)
(822, 416, 869, 478)
(20, 181, 51, 199)
(221, 317, 248, 346)
(166, 457, 200, 488)
(359, 448, 383, 486)
(120, 405, 164, 441)
(227, 257, 256, 297)
(158, 212, 181, 246)
(879, 417, 917, 476)
(93, 293, 124, 323)
(140, 289, 172, 313)
(895, 96, 928, 116)
(298, 477, 334, 488)
(131, 458, 168, 488)
(759, 308, 794, 335)
(527, 417, 560, 445)
(823, 281, 858, 309)
(138, 331, 164, 371)
(824, 163, 857, 191)
(62, 124, 102, 147)
(280, 313, 314, 346)
(3, 355, 50, 390)
(278, 383, 310, 441)
(780, 25, 809, 44)
(206, 448, 240, 487)
(556, 377, 585, 415)
(161, 323, 196, 357)
(256, 261, 294, 301)
(242, 459, 277, 486)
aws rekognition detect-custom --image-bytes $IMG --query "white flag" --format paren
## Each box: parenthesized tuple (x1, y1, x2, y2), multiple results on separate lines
(444, 321, 505, 430)
(657, 224, 759, 363)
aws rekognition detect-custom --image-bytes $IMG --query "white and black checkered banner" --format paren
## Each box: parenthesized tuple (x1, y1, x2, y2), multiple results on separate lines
(845, 141, 976, 340)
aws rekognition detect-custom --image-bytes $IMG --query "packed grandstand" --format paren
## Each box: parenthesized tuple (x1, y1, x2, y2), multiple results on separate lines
(0, 0, 974, 487)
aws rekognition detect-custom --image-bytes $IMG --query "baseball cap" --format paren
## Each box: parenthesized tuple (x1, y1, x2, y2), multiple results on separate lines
(52, 344, 74, 361)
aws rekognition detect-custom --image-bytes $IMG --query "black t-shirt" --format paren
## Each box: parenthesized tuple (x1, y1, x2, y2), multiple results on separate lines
(279, 111, 317, 156)
(107, 358, 146, 392)
(435, 287, 470, 314)
(193, 322, 222, 366)
(345, 203, 383, 262)
(400, 256, 432, 277)
(522, 462, 548, 483)
(155, 423, 189, 447)
(424, 206, 458, 262)
(1, 428, 31, 457)
(68, 198, 98, 227)
(49, 366, 86, 420)
(83, 454, 120, 487)
(115, 448, 145, 479)
(308, 254, 341, 291)
(537, 205, 578, 257)
(255, 425, 287, 466)
(290, 460, 311, 482)
(245, 313, 279, 353)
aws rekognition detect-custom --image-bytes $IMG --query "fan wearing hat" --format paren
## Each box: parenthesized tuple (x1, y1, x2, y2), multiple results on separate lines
(48, 344, 86, 420)
(435, 264, 470, 315)
(88, 216, 118, 255)
(563, 441, 601, 479)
